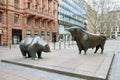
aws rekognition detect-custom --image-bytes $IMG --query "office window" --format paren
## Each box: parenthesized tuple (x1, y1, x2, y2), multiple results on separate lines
(41, 21, 44, 27)
(47, 32, 50, 40)
(26, 30, 31, 37)
(34, 31, 39, 36)
(27, 17, 31, 26)
(27, 2, 30, 9)
(35, 5, 38, 10)
(0, 12, 2, 23)
(35, 19, 38, 26)
(41, 31, 45, 39)
(14, 13, 19, 24)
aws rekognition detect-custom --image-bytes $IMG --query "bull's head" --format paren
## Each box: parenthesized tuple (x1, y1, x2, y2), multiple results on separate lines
(44, 44, 51, 52)
(65, 26, 84, 38)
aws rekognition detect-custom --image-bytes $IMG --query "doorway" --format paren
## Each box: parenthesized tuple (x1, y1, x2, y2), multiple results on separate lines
(12, 29, 22, 44)
(52, 32, 57, 42)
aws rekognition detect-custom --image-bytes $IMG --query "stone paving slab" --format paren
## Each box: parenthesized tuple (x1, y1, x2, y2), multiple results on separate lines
(1, 48, 114, 80)
(0, 63, 50, 80)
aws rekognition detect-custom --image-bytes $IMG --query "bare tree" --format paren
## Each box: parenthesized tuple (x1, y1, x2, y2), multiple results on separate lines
(72, 0, 119, 38)
(86, 0, 119, 38)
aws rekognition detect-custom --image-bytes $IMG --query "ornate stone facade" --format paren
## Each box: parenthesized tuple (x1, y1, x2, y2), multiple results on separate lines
(0, 0, 58, 45)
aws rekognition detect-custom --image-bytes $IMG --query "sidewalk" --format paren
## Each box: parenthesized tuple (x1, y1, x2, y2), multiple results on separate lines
(1, 40, 114, 80)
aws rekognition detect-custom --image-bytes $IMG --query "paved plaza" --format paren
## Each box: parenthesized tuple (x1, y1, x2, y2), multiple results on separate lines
(0, 40, 120, 80)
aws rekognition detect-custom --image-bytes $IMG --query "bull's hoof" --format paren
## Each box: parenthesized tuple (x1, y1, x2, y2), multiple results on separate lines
(26, 56, 31, 58)
(38, 57, 43, 59)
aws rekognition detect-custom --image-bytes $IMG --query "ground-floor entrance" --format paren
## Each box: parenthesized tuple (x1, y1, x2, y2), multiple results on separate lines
(52, 32, 57, 42)
(12, 29, 22, 44)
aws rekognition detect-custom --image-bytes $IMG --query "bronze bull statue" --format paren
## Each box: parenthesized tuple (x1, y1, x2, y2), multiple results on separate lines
(66, 26, 107, 55)
(19, 36, 51, 60)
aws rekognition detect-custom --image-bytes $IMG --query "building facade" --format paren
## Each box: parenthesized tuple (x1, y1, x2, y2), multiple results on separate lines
(58, 0, 87, 41)
(0, 0, 58, 46)
(86, 3, 97, 33)
(111, 10, 120, 39)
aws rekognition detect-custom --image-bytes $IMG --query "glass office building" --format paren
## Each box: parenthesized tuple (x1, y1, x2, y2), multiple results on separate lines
(58, 0, 87, 41)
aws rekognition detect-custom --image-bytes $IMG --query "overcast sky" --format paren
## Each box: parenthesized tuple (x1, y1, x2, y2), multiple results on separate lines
(85, 0, 120, 11)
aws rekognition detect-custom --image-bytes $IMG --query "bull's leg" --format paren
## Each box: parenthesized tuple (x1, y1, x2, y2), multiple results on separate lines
(84, 49, 88, 55)
(37, 52, 42, 59)
(76, 42, 81, 54)
(79, 49, 81, 54)
(78, 46, 82, 54)
(94, 46, 99, 53)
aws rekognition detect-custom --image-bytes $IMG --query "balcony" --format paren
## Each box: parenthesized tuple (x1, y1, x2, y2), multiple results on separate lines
(24, 8, 54, 21)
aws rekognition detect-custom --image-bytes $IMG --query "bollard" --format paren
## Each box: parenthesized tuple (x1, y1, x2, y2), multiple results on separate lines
(53, 42, 55, 50)
(59, 41, 61, 50)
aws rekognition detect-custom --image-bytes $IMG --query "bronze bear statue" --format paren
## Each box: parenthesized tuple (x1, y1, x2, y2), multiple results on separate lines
(19, 36, 51, 60)
(66, 26, 107, 55)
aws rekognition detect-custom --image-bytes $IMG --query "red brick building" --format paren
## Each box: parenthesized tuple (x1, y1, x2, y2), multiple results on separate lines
(0, 0, 58, 45)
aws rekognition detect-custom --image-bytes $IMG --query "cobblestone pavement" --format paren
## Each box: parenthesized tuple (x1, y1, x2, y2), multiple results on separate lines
(0, 40, 120, 80)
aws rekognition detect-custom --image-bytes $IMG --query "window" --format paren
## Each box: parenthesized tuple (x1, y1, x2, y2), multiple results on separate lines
(0, 12, 2, 23)
(14, 0, 19, 8)
(28, 2, 30, 9)
(47, 32, 50, 40)
(26, 30, 31, 37)
(35, 5, 38, 10)
(35, 19, 38, 26)
(111, 32, 115, 34)
(27, 17, 31, 26)
(34, 31, 39, 36)
(46, 22, 48, 27)
(117, 32, 120, 34)
(47, 22, 51, 27)
(41, 31, 44, 39)
(14, 13, 19, 24)
(41, 21, 44, 27)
